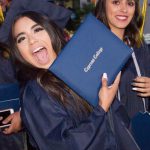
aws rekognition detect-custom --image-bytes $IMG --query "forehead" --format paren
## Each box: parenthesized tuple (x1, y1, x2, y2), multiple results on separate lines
(13, 17, 37, 35)
(14, 16, 36, 27)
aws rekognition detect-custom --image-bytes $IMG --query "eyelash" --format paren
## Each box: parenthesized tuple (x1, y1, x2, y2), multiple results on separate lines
(16, 27, 44, 44)
(112, 0, 120, 5)
(34, 27, 44, 33)
(112, 0, 135, 6)
(128, 1, 135, 6)
(17, 37, 25, 44)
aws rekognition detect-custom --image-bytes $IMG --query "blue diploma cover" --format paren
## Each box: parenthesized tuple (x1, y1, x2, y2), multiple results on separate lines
(49, 14, 132, 106)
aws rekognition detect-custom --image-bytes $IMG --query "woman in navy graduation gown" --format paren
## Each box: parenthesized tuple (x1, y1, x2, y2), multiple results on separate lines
(119, 44, 150, 118)
(94, 0, 150, 149)
(8, 12, 140, 150)
(0, 1, 140, 150)
(94, 0, 150, 119)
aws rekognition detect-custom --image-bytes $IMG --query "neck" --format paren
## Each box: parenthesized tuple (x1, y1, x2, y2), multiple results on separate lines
(111, 28, 125, 41)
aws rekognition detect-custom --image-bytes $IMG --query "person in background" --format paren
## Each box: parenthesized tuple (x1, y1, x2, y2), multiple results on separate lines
(0, 42, 27, 150)
(95, 1, 150, 149)
(95, 0, 150, 120)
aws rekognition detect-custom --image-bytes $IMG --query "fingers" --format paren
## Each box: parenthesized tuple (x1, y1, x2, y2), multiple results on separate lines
(99, 72, 120, 112)
(137, 92, 150, 97)
(132, 87, 150, 97)
(1, 112, 22, 134)
(113, 72, 121, 86)
(2, 122, 19, 134)
(132, 82, 147, 88)
(134, 76, 150, 83)
(2, 114, 13, 124)
(101, 72, 121, 89)
(133, 77, 150, 87)
(132, 87, 150, 93)
(132, 76, 150, 97)
(102, 73, 108, 87)
(3, 126, 13, 134)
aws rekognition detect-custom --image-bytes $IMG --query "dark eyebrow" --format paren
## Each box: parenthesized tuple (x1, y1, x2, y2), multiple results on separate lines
(127, 0, 135, 2)
(31, 24, 40, 30)
(15, 24, 40, 40)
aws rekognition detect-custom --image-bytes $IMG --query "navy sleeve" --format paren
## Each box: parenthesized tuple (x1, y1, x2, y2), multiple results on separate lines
(21, 81, 112, 150)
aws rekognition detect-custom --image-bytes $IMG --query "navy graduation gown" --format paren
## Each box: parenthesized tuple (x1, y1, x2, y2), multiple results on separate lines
(120, 44, 150, 118)
(21, 80, 140, 150)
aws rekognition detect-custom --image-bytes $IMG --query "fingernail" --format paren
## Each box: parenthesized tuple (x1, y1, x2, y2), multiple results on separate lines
(134, 77, 138, 80)
(132, 87, 137, 91)
(2, 121, 6, 124)
(103, 73, 108, 80)
(108, 85, 112, 89)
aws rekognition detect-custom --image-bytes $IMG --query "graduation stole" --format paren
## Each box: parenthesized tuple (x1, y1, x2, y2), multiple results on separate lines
(0, 5, 4, 23)
(140, 0, 148, 37)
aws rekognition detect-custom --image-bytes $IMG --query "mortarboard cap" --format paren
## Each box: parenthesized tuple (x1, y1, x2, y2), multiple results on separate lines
(0, 0, 72, 43)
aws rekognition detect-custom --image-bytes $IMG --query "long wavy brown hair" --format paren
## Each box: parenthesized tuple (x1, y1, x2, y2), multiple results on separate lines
(9, 11, 92, 118)
(94, 0, 143, 47)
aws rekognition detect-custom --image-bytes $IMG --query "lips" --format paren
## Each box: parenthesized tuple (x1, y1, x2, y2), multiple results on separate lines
(32, 46, 49, 65)
(33, 46, 44, 53)
(116, 15, 128, 21)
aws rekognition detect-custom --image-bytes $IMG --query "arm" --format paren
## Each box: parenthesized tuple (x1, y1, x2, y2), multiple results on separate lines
(22, 85, 106, 150)
(22, 74, 120, 150)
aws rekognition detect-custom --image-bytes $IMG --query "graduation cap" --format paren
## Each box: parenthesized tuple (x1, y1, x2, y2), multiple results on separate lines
(0, 0, 72, 43)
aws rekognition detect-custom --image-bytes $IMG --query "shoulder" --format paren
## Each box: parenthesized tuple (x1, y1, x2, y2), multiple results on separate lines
(23, 80, 54, 106)
(21, 80, 70, 122)
(22, 80, 65, 110)
(24, 80, 47, 98)
(134, 42, 150, 55)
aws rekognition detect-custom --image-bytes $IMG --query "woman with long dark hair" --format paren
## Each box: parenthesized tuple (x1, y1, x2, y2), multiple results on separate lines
(5, 9, 141, 149)
(95, 0, 150, 120)
(94, 1, 150, 149)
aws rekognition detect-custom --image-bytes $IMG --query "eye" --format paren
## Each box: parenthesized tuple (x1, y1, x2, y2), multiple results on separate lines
(34, 27, 44, 33)
(128, 1, 135, 7)
(17, 36, 26, 44)
(112, 0, 120, 5)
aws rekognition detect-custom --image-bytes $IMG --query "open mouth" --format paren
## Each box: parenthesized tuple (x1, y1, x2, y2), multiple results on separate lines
(32, 46, 49, 65)
(33, 46, 45, 53)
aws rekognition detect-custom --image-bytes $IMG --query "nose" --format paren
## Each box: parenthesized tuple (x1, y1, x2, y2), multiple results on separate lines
(28, 34, 37, 45)
(120, 3, 127, 13)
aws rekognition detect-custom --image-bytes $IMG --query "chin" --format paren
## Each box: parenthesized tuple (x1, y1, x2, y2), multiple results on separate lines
(33, 63, 50, 69)
(116, 24, 128, 29)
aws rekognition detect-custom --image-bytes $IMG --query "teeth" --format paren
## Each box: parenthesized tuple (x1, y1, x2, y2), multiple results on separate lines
(116, 16, 127, 20)
(33, 47, 44, 53)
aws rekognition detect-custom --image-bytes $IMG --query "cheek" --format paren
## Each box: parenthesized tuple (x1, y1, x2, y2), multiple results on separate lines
(130, 7, 135, 17)
(17, 45, 25, 56)
(105, 5, 114, 20)
(129, 10, 135, 21)
(17, 45, 29, 60)
(38, 31, 50, 40)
